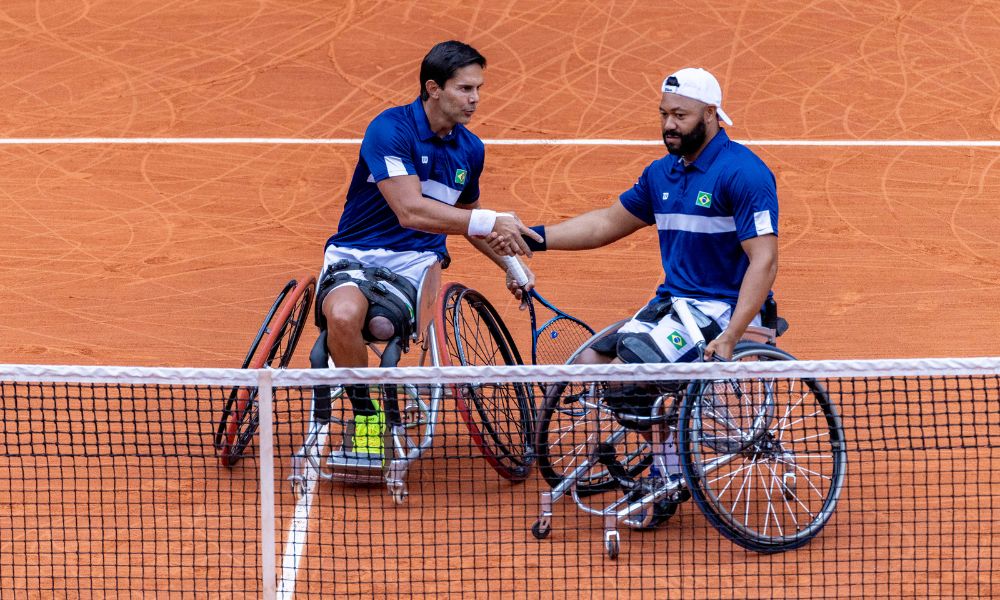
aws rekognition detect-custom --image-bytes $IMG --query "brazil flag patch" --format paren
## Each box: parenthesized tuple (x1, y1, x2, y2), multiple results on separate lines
(668, 331, 687, 350)
(696, 191, 712, 208)
(455, 169, 467, 185)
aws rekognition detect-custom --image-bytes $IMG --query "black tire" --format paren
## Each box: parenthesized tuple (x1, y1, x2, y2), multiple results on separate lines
(437, 282, 535, 481)
(679, 343, 847, 552)
(215, 277, 315, 467)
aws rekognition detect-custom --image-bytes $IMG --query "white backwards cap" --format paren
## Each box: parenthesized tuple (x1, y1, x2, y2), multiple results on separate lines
(661, 67, 733, 126)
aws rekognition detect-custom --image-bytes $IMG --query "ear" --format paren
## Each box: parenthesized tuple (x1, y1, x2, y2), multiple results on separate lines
(424, 79, 441, 100)
(704, 105, 718, 124)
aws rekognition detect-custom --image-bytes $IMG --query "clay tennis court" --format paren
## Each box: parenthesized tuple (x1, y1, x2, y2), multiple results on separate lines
(1, 1, 999, 598)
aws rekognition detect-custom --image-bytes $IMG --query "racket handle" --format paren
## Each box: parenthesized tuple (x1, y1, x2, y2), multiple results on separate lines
(502, 256, 529, 287)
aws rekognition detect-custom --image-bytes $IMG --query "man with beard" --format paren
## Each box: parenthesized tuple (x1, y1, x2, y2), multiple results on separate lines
(500, 66, 778, 523)
(509, 66, 778, 365)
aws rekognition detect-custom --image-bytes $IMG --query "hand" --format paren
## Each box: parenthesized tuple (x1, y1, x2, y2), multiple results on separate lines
(505, 261, 535, 310)
(492, 213, 544, 257)
(485, 231, 507, 255)
(703, 332, 737, 361)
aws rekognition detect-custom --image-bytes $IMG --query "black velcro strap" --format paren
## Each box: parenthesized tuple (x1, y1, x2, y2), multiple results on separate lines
(617, 332, 669, 364)
(634, 298, 673, 323)
(522, 225, 547, 252)
(315, 260, 366, 329)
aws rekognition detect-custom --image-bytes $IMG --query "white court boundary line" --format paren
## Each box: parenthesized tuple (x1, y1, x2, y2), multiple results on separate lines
(1, 137, 1000, 147)
(276, 423, 330, 600)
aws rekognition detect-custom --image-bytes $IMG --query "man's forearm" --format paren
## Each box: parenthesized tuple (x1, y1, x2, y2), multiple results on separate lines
(725, 265, 777, 341)
(466, 235, 511, 271)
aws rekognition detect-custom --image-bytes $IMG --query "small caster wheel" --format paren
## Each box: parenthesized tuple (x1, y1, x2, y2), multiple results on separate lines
(605, 537, 619, 559)
(531, 520, 551, 540)
(603, 530, 620, 559)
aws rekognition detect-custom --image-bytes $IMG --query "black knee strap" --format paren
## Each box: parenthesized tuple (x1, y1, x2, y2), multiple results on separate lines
(617, 332, 669, 364)
(315, 259, 418, 346)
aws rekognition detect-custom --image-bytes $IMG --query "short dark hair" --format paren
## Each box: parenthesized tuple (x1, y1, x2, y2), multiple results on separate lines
(419, 41, 486, 100)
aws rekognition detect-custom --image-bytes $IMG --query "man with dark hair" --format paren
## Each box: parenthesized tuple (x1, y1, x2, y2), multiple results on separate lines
(316, 40, 539, 461)
(504, 67, 778, 505)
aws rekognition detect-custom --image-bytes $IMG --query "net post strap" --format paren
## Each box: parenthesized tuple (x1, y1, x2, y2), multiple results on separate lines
(259, 369, 277, 600)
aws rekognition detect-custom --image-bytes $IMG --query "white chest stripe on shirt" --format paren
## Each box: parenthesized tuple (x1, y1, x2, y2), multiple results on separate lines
(654, 213, 737, 234)
(420, 179, 461, 205)
(364, 174, 462, 206)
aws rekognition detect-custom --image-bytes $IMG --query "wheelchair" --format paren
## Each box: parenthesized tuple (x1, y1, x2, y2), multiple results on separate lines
(214, 261, 535, 505)
(530, 298, 847, 558)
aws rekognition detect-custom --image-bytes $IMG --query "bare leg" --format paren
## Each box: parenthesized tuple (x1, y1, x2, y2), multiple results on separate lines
(322, 285, 377, 418)
(322, 285, 368, 368)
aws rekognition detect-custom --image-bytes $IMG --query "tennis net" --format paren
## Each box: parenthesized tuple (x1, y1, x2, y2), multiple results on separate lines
(0, 357, 997, 598)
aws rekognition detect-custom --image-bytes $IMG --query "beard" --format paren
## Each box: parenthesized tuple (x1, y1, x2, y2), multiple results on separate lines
(663, 119, 707, 156)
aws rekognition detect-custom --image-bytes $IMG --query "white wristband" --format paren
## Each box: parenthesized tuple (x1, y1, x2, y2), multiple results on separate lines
(467, 209, 497, 237)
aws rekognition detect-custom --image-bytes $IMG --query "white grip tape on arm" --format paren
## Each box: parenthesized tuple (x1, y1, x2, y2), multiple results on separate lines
(502, 256, 529, 287)
(467, 209, 497, 237)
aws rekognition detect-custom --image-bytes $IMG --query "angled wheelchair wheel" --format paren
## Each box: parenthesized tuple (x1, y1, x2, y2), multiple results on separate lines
(436, 282, 535, 481)
(678, 343, 847, 552)
(535, 320, 651, 493)
(215, 276, 316, 467)
(535, 381, 652, 494)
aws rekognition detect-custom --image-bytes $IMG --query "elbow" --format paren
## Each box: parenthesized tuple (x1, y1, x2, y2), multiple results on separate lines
(394, 207, 425, 231)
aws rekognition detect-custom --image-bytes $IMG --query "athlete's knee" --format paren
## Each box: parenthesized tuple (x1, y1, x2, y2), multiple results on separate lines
(573, 347, 613, 365)
(324, 295, 366, 334)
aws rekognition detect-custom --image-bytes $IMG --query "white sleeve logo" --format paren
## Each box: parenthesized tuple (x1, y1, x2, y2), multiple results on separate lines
(754, 210, 774, 235)
(384, 156, 407, 177)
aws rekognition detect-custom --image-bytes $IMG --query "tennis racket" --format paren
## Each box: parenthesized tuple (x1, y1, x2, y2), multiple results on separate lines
(503, 256, 595, 365)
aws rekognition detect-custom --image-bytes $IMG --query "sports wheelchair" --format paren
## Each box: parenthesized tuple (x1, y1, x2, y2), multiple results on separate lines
(214, 261, 535, 504)
(530, 298, 847, 558)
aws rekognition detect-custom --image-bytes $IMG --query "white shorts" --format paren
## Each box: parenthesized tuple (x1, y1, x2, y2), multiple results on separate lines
(617, 297, 761, 362)
(319, 246, 439, 290)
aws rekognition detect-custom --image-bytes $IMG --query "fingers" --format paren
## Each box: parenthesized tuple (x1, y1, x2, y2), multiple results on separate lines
(518, 221, 544, 242)
(493, 214, 533, 257)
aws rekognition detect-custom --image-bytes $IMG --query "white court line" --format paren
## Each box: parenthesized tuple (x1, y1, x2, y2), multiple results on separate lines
(276, 423, 329, 600)
(0, 137, 999, 147)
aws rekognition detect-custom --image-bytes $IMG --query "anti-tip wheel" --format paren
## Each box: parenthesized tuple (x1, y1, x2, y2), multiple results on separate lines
(531, 520, 551, 540)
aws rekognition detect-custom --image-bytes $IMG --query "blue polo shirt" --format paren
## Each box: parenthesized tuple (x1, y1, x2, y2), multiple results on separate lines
(327, 97, 484, 262)
(619, 129, 778, 305)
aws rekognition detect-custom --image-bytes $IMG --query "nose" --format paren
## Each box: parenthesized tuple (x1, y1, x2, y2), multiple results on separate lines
(469, 88, 480, 105)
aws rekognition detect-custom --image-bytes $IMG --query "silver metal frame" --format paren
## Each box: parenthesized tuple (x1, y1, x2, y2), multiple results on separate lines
(288, 263, 445, 505)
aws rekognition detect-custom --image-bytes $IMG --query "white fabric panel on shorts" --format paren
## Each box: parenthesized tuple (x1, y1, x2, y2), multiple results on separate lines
(754, 210, 775, 235)
(320, 245, 439, 289)
(654, 213, 737, 234)
(617, 298, 760, 362)
(383, 156, 408, 177)
(317, 268, 415, 312)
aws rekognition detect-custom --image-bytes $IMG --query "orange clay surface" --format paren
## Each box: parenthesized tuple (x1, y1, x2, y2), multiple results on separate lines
(1, 1, 999, 598)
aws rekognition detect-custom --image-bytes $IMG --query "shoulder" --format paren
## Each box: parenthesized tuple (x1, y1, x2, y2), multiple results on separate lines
(365, 105, 413, 139)
(637, 154, 674, 181)
(719, 138, 775, 185)
(725, 140, 771, 175)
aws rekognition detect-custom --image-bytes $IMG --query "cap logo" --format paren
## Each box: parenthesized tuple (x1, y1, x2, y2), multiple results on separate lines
(663, 75, 680, 93)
